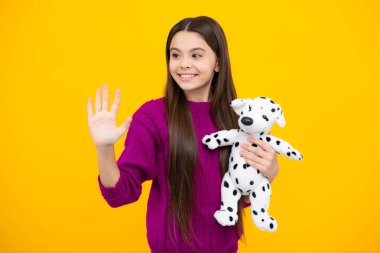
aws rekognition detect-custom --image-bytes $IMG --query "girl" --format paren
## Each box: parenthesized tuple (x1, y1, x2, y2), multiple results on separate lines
(87, 16, 280, 253)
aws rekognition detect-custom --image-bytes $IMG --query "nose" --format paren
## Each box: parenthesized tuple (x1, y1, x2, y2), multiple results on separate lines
(241, 117, 253, 126)
(180, 56, 192, 69)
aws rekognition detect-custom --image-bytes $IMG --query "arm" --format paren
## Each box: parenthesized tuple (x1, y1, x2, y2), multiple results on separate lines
(202, 129, 239, 150)
(97, 115, 159, 208)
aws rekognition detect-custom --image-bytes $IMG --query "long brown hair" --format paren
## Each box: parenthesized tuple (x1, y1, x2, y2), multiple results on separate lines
(164, 16, 246, 246)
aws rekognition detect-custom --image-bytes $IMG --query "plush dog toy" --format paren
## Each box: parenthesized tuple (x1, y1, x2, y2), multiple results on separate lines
(202, 96, 303, 232)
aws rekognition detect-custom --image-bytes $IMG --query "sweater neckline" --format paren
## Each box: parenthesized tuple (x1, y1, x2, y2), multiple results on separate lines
(187, 100, 211, 113)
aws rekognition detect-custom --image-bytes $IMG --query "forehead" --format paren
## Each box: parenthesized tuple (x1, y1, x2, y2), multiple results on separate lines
(170, 31, 211, 52)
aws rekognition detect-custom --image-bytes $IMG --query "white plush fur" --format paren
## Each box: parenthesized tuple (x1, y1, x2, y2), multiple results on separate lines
(202, 96, 303, 232)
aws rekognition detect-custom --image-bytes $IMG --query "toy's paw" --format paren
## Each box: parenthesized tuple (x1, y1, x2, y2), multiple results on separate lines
(285, 149, 303, 161)
(252, 214, 278, 232)
(214, 210, 238, 226)
(202, 134, 219, 150)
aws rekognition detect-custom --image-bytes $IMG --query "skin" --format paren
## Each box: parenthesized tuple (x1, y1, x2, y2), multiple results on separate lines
(168, 31, 280, 204)
(169, 31, 219, 102)
(87, 31, 280, 198)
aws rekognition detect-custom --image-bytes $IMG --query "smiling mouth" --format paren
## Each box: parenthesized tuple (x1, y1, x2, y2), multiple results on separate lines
(178, 74, 198, 81)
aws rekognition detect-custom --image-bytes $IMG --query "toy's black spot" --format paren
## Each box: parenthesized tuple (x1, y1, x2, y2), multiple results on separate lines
(270, 223, 274, 229)
(276, 140, 281, 145)
(224, 181, 229, 188)
(260, 97, 266, 99)
(260, 132, 264, 135)
(271, 108, 275, 112)
(217, 139, 221, 145)
(233, 164, 238, 170)
(252, 192, 256, 198)
(262, 219, 264, 222)
(250, 181, 254, 185)
(292, 151, 296, 156)
(266, 137, 271, 142)
(257, 169, 260, 174)
(263, 115, 269, 121)
(260, 137, 263, 141)
(227, 207, 233, 212)
(224, 138, 229, 142)
(277, 107, 280, 111)
(270, 217, 274, 220)
(233, 190, 237, 196)
(246, 163, 250, 167)
(267, 183, 270, 189)
(235, 142, 239, 147)
(205, 138, 211, 143)
(287, 152, 291, 156)
(238, 188, 243, 193)
(249, 105, 252, 111)
(241, 111, 243, 115)
(261, 208, 265, 213)
(243, 164, 246, 169)
(229, 216, 233, 222)
(270, 100, 275, 104)
(235, 178, 239, 184)
(262, 186, 266, 192)
(253, 210, 258, 215)
(214, 134, 218, 138)
(221, 201, 224, 206)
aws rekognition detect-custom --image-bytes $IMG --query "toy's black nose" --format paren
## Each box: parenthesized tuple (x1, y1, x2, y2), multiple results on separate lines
(241, 117, 253, 126)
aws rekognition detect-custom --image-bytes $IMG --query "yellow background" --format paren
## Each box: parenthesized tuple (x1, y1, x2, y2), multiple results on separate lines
(1, 0, 379, 252)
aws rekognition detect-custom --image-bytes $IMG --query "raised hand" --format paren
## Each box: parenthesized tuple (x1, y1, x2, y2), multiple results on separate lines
(87, 84, 132, 148)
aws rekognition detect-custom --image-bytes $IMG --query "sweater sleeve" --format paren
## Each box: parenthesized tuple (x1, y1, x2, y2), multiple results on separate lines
(97, 103, 159, 208)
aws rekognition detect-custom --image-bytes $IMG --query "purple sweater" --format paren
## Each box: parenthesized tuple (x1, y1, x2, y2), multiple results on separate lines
(97, 97, 250, 253)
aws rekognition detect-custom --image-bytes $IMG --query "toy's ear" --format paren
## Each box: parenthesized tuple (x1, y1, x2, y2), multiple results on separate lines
(276, 104, 286, 127)
(230, 99, 248, 115)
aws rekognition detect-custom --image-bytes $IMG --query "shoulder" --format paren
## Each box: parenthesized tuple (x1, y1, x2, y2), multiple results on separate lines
(132, 97, 166, 139)
(133, 97, 165, 121)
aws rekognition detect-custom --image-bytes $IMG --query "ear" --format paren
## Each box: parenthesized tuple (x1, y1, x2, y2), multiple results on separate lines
(230, 99, 248, 115)
(275, 104, 286, 127)
(215, 59, 219, 72)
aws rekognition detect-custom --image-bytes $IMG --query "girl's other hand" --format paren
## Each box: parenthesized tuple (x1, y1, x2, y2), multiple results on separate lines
(239, 132, 279, 183)
(87, 84, 132, 148)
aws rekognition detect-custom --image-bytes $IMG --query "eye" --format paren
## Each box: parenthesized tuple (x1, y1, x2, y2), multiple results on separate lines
(171, 53, 179, 58)
(193, 54, 202, 58)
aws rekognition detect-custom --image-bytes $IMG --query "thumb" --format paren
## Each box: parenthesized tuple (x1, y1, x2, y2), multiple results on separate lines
(119, 116, 132, 133)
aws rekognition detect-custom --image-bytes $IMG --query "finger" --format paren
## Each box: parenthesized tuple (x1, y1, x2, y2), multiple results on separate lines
(95, 87, 101, 112)
(87, 98, 93, 117)
(102, 84, 109, 111)
(110, 89, 121, 114)
(248, 146, 270, 160)
(241, 150, 267, 166)
(118, 116, 132, 133)
(249, 137, 274, 153)
(243, 157, 265, 173)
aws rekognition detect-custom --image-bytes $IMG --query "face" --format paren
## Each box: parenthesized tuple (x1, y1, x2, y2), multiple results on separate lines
(169, 31, 219, 102)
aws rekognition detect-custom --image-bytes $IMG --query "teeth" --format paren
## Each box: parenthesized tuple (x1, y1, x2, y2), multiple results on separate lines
(180, 74, 196, 78)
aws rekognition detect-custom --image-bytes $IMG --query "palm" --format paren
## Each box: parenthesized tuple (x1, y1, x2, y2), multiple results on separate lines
(87, 85, 131, 147)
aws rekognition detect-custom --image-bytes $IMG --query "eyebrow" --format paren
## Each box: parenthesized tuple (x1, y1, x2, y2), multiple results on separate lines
(170, 47, 206, 52)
